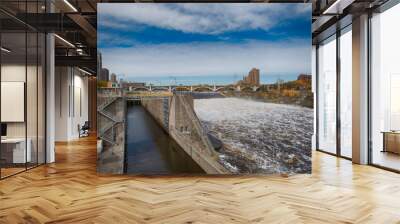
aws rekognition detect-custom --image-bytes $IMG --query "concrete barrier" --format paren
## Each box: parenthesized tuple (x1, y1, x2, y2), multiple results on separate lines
(140, 94, 230, 174)
(141, 97, 171, 132)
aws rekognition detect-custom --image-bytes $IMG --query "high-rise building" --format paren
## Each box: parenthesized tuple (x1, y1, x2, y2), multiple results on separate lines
(99, 68, 109, 81)
(238, 68, 260, 86)
(246, 68, 260, 86)
(110, 73, 117, 83)
(297, 74, 312, 82)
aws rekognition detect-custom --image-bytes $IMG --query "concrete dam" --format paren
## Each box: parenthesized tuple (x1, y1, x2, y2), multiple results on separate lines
(97, 92, 229, 174)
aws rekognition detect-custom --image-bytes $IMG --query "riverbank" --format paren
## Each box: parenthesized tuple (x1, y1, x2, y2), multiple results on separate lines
(226, 76, 313, 108)
(223, 91, 313, 108)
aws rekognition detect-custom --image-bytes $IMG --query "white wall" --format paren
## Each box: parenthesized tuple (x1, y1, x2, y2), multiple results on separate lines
(1, 65, 39, 137)
(71, 72, 89, 138)
(1, 64, 26, 81)
(1, 64, 26, 139)
(1, 82, 25, 122)
(55, 66, 69, 141)
(55, 67, 89, 141)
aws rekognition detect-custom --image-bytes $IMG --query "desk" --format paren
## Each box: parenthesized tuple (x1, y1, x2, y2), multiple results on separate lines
(1, 138, 31, 163)
(382, 131, 400, 154)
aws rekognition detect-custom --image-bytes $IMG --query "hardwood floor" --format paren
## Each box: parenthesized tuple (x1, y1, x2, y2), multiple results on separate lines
(0, 167, 26, 178)
(372, 150, 400, 171)
(1, 135, 400, 223)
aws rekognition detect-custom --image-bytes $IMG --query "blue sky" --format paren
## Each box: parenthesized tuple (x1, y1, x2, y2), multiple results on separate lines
(98, 3, 311, 78)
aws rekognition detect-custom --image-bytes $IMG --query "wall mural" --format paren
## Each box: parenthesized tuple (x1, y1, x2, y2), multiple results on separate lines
(97, 3, 313, 175)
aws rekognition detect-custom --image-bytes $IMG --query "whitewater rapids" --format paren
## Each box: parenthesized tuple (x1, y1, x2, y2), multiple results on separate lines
(194, 97, 313, 174)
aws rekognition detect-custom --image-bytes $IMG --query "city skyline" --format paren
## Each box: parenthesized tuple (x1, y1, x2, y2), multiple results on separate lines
(99, 68, 301, 86)
(98, 3, 311, 78)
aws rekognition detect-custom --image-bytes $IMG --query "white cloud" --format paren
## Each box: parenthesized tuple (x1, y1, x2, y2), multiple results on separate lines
(99, 18, 129, 29)
(98, 32, 136, 46)
(98, 3, 310, 35)
(101, 39, 311, 77)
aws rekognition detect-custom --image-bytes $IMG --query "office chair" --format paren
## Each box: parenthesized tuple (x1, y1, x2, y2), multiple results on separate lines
(79, 121, 90, 138)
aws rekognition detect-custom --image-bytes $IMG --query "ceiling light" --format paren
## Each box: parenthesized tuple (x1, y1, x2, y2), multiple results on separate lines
(76, 48, 84, 55)
(54, 34, 75, 48)
(323, 0, 355, 15)
(323, 0, 341, 14)
(1, 47, 11, 53)
(63, 0, 78, 12)
(78, 67, 92, 76)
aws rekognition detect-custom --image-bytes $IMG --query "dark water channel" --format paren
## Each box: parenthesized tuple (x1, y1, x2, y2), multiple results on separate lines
(125, 103, 205, 174)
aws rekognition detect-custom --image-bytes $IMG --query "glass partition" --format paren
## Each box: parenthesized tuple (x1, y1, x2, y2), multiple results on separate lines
(339, 27, 352, 158)
(317, 35, 337, 154)
(370, 3, 400, 171)
(38, 32, 45, 165)
(1, 31, 28, 177)
(0, 1, 46, 179)
(27, 30, 38, 169)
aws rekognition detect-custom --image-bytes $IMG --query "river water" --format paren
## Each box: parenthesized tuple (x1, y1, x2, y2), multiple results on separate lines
(194, 98, 313, 174)
(125, 104, 205, 174)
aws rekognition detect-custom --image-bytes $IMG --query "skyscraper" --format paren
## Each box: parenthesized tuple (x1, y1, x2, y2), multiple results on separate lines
(238, 68, 260, 86)
(99, 68, 109, 81)
(245, 68, 260, 86)
(110, 73, 117, 83)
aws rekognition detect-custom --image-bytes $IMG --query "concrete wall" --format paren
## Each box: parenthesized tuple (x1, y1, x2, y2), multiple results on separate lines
(97, 97, 125, 174)
(171, 95, 194, 134)
(141, 98, 170, 132)
(169, 94, 229, 174)
(46, 32, 55, 163)
(141, 94, 229, 174)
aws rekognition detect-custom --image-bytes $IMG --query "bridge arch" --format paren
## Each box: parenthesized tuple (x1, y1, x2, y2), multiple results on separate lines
(173, 86, 191, 92)
(152, 87, 169, 92)
(132, 87, 151, 92)
(193, 86, 214, 92)
(216, 86, 236, 92)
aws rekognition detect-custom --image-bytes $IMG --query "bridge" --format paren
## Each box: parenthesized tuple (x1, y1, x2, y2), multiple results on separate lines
(128, 84, 260, 93)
